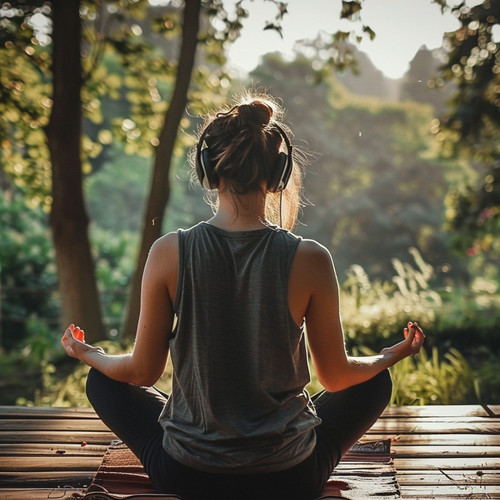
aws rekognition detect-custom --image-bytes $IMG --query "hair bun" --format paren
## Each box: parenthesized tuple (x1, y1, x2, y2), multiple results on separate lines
(237, 100, 273, 128)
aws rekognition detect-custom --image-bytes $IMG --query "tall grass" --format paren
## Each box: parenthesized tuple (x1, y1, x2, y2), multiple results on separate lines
(340, 248, 442, 345)
(389, 347, 475, 405)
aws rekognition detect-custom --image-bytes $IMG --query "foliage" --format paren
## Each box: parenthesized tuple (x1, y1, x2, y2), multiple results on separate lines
(0, 192, 58, 349)
(340, 248, 442, 346)
(389, 347, 475, 406)
(16, 339, 174, 407)
(431, 278, 500, 355)
(249, 54, 467, 281)
(0, 188, 146, 348)
(310, 344, 477, 405)
(1, 318, 59, 405)
(93, 228, 138, 333)
(0, 2, 53, 201)
(476, 359, 500, 404)
(3, 249, 495, 407)
(435, 0, 500, 255)
(438, 0, 500, 149)
(445, 162, 500, 256)
(85, 145, 151, 233)
(338, 247, 500, 359)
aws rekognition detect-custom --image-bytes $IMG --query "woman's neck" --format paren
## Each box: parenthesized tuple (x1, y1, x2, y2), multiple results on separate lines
(207, 187, 269, 231)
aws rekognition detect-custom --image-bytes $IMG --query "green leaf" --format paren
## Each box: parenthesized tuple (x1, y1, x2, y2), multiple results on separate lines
(363, 25, 376, 41)
(341, 0, 362, 19)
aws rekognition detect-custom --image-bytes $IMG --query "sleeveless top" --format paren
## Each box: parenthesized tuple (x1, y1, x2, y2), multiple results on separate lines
(159, 222, 320, 474)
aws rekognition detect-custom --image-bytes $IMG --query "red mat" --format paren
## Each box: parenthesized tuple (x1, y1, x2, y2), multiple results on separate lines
(80, 440, 401, 499)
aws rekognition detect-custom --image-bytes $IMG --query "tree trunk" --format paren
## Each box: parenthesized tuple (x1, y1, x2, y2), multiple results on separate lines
(46, 0, 104, 343)
(121, 0, 201, 339)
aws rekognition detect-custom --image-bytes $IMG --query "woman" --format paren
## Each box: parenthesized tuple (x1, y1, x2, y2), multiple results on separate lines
(62, 91, 424, 500)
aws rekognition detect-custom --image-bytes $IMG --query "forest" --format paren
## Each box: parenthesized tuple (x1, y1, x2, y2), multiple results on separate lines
(1, 0, 499, 407)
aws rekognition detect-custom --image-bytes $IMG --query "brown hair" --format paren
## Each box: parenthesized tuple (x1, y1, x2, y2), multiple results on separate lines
(192, 91, 304, 230)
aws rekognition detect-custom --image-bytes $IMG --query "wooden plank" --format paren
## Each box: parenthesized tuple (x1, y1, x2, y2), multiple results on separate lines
(0, 406, 97, 419)
(0, 442, 108, 455)
(378, 415, 500, 425)
(396, 470, 500, 486)
(400, 484, 500, 497)
(0, 455, 102, 472)
(0, 488, 87, 500)
(4, 413, 498, 431)
(0, 430, 116, 444)
(367, 420, 500, 434)
(369, 433, 500, 446)
(0, 471, 94, 487)
(1, 404, 494, 419)
(2, 404, 495, 419)
(392, 445, 500, 458)
(394, 457, 497, 470)
(0, 418, 109, 432)
(0, 404, 499, 500)
(381, 405, 500, 418)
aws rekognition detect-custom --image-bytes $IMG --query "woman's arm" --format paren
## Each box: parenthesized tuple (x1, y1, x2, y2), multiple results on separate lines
(61, 233, 178, 387)
(296, 240, 424, 392)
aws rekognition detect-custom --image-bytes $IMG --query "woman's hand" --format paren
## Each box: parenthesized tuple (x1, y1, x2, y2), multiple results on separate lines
(61, 324, 104, 362)
(380, 322, 425, 362)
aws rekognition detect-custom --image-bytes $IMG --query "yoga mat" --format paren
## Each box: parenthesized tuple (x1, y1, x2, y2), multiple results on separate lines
(80, 439, 401, 499)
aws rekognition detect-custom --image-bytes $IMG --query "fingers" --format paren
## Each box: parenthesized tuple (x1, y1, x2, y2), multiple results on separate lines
(64, 324, 85, 342)
(410, 322, 425, 343)
(407, 321, 425, 354)
(73, 326, 85, 342)
(401, 321, 425, 356)
(404, 325, 416, 342)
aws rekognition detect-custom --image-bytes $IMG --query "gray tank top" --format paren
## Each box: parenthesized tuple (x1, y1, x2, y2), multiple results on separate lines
(159, 222, 320, 474)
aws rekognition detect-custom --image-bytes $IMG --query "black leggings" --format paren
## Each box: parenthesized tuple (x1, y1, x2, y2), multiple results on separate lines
(86, 368, 392, 500)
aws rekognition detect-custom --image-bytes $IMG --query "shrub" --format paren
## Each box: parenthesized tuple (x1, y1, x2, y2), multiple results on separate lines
(389, 347, 476, 405)
(340, 248, 442, 348)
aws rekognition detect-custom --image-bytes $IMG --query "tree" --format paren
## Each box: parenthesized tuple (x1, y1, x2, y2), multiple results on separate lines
(435, 0, 500, 254)
(121, 0, 201, 339)
(47, 0, 105, 341)
(1, 0, 178, 342)
(0, 0, 106, 341)
(438, 0, 500, 145)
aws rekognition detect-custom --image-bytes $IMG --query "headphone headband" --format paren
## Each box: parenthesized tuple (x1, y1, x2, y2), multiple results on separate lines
(195, 123, 293, 192)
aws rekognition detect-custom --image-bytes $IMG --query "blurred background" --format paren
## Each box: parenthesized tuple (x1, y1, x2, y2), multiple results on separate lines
(1, 0, 499, 407)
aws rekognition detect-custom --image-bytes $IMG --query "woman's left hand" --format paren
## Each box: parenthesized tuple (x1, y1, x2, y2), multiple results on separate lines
(380, 321, 425, 362)
(61, 324, 104, 362)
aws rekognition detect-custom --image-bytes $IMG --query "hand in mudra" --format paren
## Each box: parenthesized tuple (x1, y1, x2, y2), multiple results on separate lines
(380, 322, 425, 362)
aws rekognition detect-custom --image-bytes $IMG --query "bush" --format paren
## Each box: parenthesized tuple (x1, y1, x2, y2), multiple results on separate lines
(389, 347, 476, 405)
(340, 248, 442, 348)
(0, 194, 59, 349)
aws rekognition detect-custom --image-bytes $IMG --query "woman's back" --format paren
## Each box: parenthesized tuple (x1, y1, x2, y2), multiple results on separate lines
(160, 222, 319, 473)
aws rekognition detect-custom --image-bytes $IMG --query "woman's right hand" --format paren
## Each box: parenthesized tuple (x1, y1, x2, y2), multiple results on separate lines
(61, 324, 105, 363)
(380, 322, 425, 363)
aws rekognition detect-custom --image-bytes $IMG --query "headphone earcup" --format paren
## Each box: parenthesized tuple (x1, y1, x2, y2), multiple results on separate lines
(197, 147, 214, 189)
(268, 152, 292, 192)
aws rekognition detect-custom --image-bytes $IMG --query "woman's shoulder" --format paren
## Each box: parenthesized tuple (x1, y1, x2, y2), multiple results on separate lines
(296, 238, 332, 261)
(150, 231, 179, 259)
(290, 238, 334, 280)
(154, 231, 178, 246)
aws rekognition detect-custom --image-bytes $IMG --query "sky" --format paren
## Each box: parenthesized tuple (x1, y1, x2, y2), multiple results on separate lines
(225, 0, 463, 79)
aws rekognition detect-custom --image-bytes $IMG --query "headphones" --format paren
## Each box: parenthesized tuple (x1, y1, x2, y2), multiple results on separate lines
(195, 123, 293, 192)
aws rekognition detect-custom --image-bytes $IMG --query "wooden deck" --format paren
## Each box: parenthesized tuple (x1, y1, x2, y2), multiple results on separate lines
(0, 404, 498, 499)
